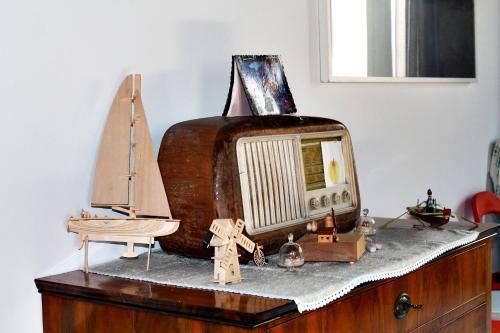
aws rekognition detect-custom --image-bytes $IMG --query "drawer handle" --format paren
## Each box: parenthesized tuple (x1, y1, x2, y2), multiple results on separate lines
(394, 293, 423, 319)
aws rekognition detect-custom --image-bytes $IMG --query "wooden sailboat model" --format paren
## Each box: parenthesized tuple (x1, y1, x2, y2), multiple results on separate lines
(406, 189, 451, 227)
(68, 74, 180, 272)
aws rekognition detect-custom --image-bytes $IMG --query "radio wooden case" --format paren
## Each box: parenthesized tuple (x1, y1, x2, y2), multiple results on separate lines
(157, 116, 361, 259)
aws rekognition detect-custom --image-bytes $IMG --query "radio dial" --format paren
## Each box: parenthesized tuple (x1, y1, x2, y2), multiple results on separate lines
(321, 195, 331, 207)
(332, 192, 341, 205)
(342, 190, 351, 203)
(310, 197, 320, 210)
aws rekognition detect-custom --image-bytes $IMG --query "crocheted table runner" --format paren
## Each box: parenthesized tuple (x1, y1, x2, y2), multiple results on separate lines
(90, 227, 478, 312)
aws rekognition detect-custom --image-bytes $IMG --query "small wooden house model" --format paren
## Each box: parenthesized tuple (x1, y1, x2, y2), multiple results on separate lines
(317, 227, 336, 243)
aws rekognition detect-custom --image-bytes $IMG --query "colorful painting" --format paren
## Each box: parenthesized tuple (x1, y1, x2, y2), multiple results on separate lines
(235, 55, 296, 115)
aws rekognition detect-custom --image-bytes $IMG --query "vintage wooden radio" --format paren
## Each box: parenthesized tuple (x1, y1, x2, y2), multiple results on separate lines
(157, 115, 360, 258)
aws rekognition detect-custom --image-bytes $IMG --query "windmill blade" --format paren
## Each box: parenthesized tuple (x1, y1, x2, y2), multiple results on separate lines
(230, 219, 246, 238)
(220, 243, 237, 270)
(236, 234, 255, 253)
(209, 220, 229, 240)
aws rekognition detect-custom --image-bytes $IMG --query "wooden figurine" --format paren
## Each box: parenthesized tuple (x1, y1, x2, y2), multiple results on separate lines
(208, 219, 255, 285)
(67, 75, 180, 273)
(316, 209, 339, 243)
(425, 189, 434, 212)
(324, 213, 334, 228)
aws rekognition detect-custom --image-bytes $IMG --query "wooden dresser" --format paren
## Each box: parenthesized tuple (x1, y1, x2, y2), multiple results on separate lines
(35, 222, 498, 333)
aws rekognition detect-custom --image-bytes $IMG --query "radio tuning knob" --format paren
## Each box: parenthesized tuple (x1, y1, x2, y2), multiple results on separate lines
(342, 190, 351, 203)
(321, 195, 331, 207)
(332, 193, 341, 205)
(310, 197, 320, 210)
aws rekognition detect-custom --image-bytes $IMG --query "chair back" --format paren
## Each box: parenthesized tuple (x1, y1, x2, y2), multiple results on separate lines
(471, 191, 500, 223)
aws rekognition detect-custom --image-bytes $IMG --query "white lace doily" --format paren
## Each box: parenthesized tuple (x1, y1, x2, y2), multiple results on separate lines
(90, 227, 478, 312)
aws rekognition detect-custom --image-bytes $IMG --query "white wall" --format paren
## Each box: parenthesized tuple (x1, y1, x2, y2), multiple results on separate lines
(1, 0, 499, 331)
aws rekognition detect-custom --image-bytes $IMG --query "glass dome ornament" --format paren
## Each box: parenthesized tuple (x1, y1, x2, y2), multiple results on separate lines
(278, 233, 304, 271)
(358, 208, 377, 237)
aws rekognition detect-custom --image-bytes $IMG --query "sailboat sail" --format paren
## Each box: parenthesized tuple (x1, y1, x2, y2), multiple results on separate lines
(68, 74, 179, 271)
(132, 76, 172, 218)
(91, 76, 133, 207)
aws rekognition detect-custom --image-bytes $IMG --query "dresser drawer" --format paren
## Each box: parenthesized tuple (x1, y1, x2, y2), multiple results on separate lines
(269, 242, 488, 333)
(411, 303, 487, 333)
(416, 242, 487, 325)
(269, 271, 421, 332)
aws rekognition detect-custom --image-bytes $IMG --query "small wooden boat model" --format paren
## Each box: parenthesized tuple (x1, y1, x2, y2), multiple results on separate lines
(68, 75, 180, 271)
(407, 189, 451, 227)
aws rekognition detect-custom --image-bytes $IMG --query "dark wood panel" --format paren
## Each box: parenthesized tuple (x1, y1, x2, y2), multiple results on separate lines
(42, 294, 263, 333)
(36, 270, 295, 327)
(41, 294, 62, 333)
(417, 242, 487, 324)
(269, 269, 421, 333)
(433, 304, 486, 333)
(409, 295, 486, 332)
(268, 240, 491, 333)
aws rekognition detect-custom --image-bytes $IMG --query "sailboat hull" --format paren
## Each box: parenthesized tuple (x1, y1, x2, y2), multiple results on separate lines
(406, 207, 450, 227)
(68, 218, 180, 241)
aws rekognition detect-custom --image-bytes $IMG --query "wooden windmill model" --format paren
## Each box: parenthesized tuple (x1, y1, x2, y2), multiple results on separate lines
(208, 219, 255, 285)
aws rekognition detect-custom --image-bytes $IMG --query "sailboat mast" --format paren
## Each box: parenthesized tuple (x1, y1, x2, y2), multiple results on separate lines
(128, 75, 140, 218)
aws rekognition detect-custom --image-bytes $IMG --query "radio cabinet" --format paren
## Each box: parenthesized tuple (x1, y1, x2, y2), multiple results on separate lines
(157, 116, 361, 258)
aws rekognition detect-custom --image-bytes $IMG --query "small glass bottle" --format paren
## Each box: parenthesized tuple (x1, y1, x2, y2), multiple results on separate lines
(358, 208, 377, 237)
(278, 233, 304, 271)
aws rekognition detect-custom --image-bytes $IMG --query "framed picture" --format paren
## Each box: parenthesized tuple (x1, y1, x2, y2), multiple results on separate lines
(223, 55, 297, 116)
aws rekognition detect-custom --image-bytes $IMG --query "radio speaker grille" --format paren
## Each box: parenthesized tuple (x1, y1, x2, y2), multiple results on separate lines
(237, 138, 306, 234)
